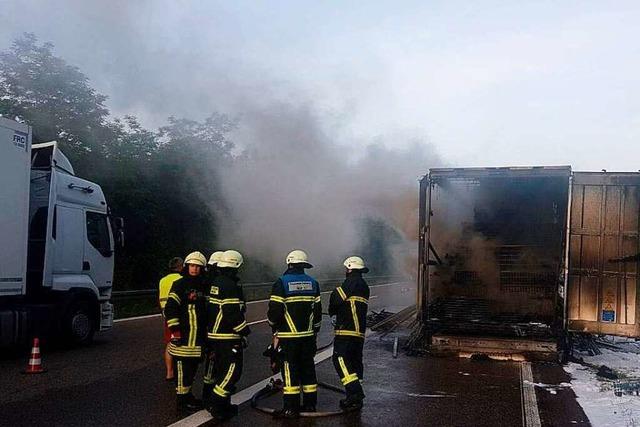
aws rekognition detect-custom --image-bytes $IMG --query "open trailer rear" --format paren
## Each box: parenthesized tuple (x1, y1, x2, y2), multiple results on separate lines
(417, 167, 640, 360)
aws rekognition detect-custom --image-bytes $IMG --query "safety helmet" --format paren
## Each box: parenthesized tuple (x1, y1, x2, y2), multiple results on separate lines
(344, 256, 369, 272)
(184, 251, 206, 267)
(208, 251, 224, 266)
(218, 250, 243, 268)
(286, 250, 313, 268)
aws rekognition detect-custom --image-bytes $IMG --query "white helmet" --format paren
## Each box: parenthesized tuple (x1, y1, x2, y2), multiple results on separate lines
(286, 250, 313, 268)
(344, 256, 369, 272)
(208, 251, 224, 266)
(184, 251, 207, 267)
(218, 250, 243, 268)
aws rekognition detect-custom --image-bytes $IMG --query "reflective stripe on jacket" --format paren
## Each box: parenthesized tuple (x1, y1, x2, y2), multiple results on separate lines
(329, 272, 370, 339)
(207, 269, 250, 341)
(267, 268, 322, 339)
(163, 274, 207, 358)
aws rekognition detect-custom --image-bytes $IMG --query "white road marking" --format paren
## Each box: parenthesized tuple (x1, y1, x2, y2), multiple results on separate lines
(247, 318, 268, 326)
(168, 345, 337, 427)
(113, 313, 162, 323)
(520, 362, 542, 427)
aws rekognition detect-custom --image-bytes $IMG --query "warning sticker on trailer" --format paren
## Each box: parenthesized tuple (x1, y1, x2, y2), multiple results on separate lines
(602, 310, 615, 322)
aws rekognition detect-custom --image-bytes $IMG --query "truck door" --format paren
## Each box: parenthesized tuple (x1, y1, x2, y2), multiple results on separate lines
(83, 211, 114, 291)
(53, 205, 84, 273)
(568, 172, 640, 337)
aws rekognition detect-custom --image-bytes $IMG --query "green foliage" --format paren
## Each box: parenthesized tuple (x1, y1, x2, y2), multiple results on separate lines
(0, 34, 236, 289)
(356, 217, 402, 275)
(0, 33, 110, 171)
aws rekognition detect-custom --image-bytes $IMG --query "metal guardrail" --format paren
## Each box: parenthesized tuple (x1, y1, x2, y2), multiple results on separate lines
(111, 275, 403, 300)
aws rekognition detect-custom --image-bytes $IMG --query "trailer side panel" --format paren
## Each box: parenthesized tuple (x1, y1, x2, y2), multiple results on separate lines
(568, 172, 640, 337)
(0, 118, 31, 297)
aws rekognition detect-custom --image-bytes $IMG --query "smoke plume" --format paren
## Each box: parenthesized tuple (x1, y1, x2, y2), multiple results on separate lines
(215, 102, 441, 277)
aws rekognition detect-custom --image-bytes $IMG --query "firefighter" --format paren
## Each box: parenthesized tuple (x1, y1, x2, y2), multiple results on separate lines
(202, 251, 224, 404)
(206, 250, 250, 422)
(158, 256, 184, 381)
(163, 251, 208, 413)
(267, 250, 322, 418)
(329, 256, 370, 411)
(207, 251, 224, 276)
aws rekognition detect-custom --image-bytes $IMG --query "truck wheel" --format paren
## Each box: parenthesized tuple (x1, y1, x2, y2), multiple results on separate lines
(64, 300, 95, 345)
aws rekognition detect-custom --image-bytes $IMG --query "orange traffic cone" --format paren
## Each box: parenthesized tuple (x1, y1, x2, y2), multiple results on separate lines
(22, 337, 47, 374)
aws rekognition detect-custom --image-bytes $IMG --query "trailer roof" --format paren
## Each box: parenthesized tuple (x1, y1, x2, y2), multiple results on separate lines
(427, 166, 572, 180)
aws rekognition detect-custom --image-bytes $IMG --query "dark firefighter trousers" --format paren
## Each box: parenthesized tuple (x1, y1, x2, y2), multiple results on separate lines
(280, 337, 318, 410)
(202, 349, 216, 401)
(174, 357, 200, 401)
(208, 341, 244, 412)
(332, 336, 365, 398)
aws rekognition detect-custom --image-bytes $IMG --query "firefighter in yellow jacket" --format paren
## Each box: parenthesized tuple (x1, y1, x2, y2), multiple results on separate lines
(267, 250, 322, 418)
(206, 250, 250, 422)
(159, 257, 184, 381)
(163, 251, 208, 413)
(329, 256, 370, 410)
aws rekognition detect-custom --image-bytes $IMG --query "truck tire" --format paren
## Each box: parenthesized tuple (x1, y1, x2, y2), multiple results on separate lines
(63, 299, 96, 345)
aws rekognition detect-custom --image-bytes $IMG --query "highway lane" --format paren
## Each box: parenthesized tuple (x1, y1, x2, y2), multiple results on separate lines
(0, 278, 589, 427)
(0, 281, 415, 426)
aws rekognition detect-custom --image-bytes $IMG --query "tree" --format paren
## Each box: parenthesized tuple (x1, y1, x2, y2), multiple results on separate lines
(0, 33, 110, 173)
(0, 33, 241, 290)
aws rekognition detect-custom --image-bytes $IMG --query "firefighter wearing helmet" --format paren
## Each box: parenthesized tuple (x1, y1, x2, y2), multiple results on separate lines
(267, 250, 322, 418)
(201, 250, 224, 404)
(205, 250, 251, 422)
(329, 256, 370, 410)
(163, 251, 208, 413)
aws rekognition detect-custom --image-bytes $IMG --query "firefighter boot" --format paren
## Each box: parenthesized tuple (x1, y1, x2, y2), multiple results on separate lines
(209, 396, 234, 422)
(339, 395, 363, 411)
(202, 384, 213, 410)
(301, 393, 317, 413)
(225, 403, 239, 418)
(177, 393, 203, 414)
(272, 408, 299, 419)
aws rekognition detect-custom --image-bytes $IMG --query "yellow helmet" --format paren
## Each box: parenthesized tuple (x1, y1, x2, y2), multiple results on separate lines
(343, 256, 368, 272)
(184, 251, 206, 267)
(286, 249, 313, 268)
(218, 250, 243, 268)
(208, 251, 224, 266)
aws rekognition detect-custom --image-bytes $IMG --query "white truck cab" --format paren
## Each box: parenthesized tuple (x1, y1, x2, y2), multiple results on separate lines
(1, 117, 122, 346)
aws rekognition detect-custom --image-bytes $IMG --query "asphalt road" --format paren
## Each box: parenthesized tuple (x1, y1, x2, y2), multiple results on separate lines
(0, 281, 414, 427)
(0, 280, 589, 427)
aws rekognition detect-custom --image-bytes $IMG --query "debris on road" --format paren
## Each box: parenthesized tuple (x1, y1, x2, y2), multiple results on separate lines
(596, 365, 618, 380)
(565, 337, 640, 427)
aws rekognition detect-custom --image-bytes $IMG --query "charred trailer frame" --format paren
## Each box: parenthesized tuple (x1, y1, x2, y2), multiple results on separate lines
(418, 167, 572, 359)
(418, 167, 640, 359)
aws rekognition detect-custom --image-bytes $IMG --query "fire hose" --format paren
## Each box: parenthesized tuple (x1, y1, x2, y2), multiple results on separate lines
(251, 313, 355, 417)
(250, 378, 350, 417)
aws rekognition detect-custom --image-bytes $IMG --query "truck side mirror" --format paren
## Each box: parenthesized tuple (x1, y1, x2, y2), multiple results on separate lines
(111, 217, 125, 249)
(117, 229, 125, 248)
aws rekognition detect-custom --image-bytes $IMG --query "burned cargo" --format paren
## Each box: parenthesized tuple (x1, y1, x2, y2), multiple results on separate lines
(417, 167, 640, 359)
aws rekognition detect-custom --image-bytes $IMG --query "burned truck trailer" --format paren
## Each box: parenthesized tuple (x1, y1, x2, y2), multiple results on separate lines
(417, 167, 640, 359)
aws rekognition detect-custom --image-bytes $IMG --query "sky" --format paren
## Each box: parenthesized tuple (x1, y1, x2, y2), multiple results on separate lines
(1, 0, 639, 171)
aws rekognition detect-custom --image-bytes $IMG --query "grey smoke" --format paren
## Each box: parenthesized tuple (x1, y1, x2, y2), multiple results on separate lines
(0, 0, 444, 275)
(217, 101, 441, 275)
